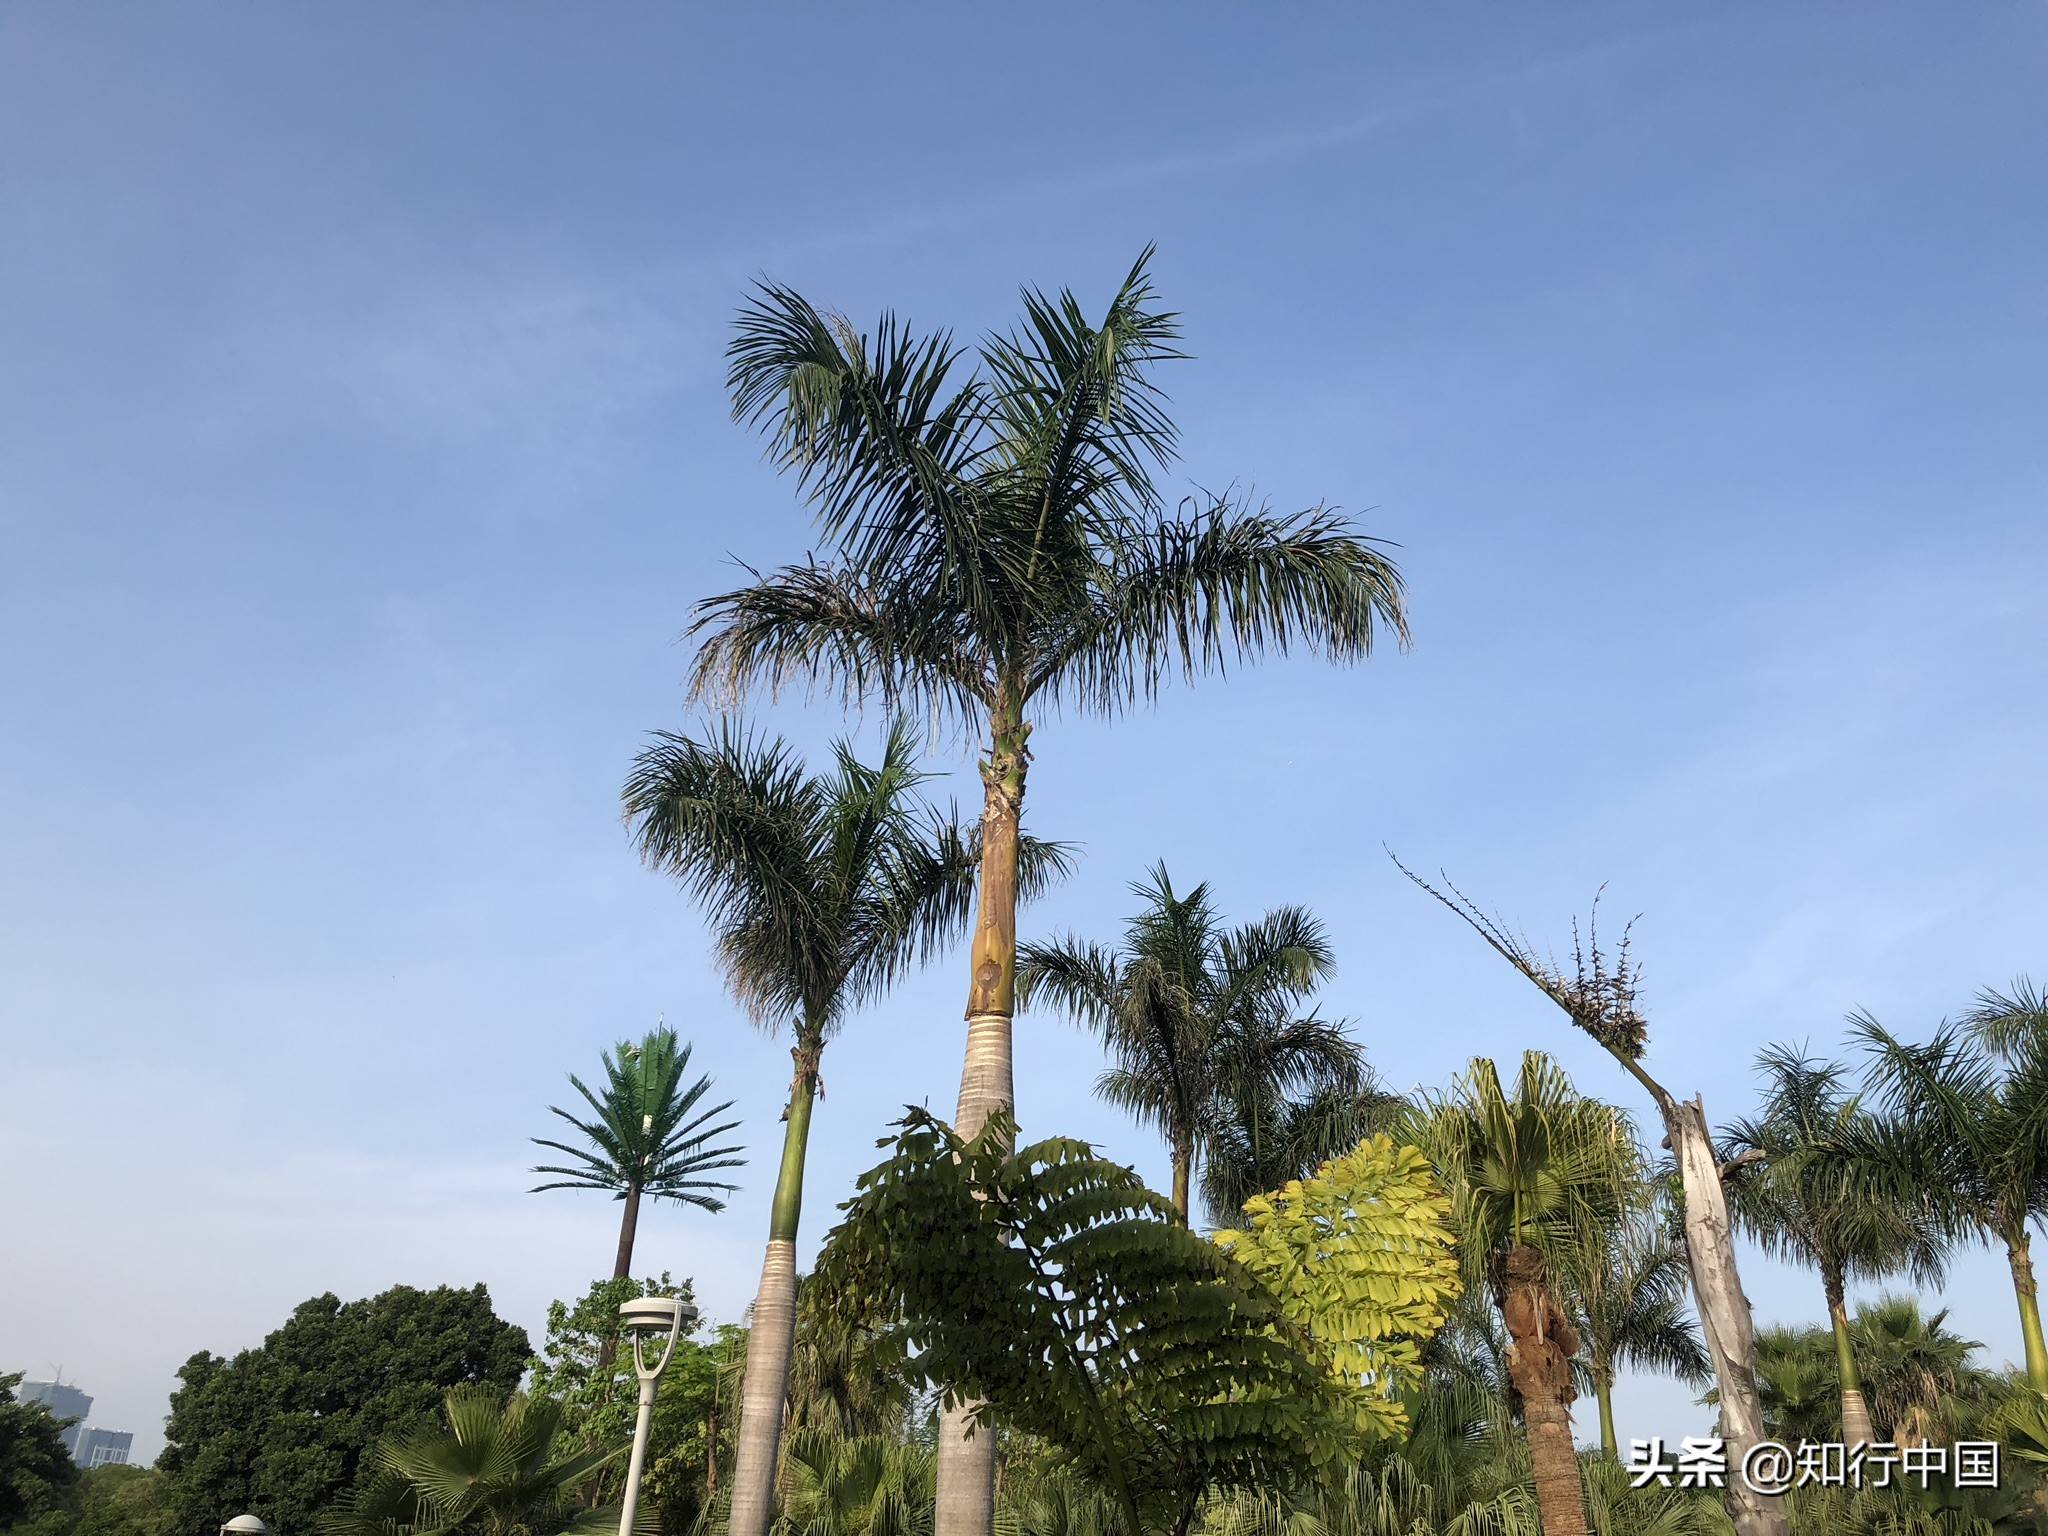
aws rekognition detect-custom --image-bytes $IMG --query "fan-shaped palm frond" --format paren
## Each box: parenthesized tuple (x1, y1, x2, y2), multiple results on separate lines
(322, 1388, 639, 1536)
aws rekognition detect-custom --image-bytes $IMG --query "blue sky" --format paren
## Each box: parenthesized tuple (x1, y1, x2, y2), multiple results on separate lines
(3, 4, 2044, 1466)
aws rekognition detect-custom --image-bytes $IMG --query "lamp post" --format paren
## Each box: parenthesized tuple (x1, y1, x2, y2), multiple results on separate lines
(220, 1517, 270, 1536)
(616, 1294, 697, 1536)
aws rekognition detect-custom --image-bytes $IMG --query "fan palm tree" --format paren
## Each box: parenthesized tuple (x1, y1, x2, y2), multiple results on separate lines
(1848, 1295, 1986, 1445)
(321, 1387, 633, 1536)
(531, 1028, 744, 1280)
(1017, 863, 1361, 1222)
(774, 1428, 934, 1536)
(623, 717, 1065, 1536)
(1852, 979, 2048, 1391)
(1421, 1052, 1635, 1536)
(696, 248, 1408, 1536)
(1564, 1207, 1710, 1458)
(1720, 1044, 1949, 1445)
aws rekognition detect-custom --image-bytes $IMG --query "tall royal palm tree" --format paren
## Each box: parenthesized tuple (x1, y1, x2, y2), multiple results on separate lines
(1721, 1044, 1948, 1445)
(622, 717, 1065, 1536)
(1017, 863, 1360, 1223)
(1563, 1206, 1709, 1458)
(1853, 979, 2048, 1392)
(531, 1028, 744, 1281)
(696, 248, 1408, 1536)
(1421, 1053, 1633, 1536)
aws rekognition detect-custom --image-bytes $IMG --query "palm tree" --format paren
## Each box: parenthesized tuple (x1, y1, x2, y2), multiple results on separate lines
(1852, 979, 2048, 1391)
(1720, 1044, 1948, 1445)
(322, 1387, 631, 1536)
(531, 1028, 745, 1280)
(623, 717, 1066, 1536)
(1421, 1052, 1633, 1536)
(698, 248, 1408, 1536)
(1017, 863, 1361, 1222)
(1200, 1074, 1409, 1226)
(1848, 1295, 1986, 1445)
(1564, 1206, 1709, 1458)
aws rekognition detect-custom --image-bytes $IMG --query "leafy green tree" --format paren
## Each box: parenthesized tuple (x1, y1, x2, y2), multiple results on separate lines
(0, 1372, 81, 1536)
(700, 249, 1409, 1536)
(784, 1273, 917, 1444)
(1563, 1206, 1709, 1458)
(1018, 864, 1360, 1222)
(523, 1275, 738, 1532)
(1420, 1053, 1634, 1536)
(1721, 1044, 1948, 1444)
(624, 717, 1066, 1536)
(71, 1465, 170, 1536)
(816, 1108, 1359, 1536)
(156, 1284, 529, 1536)
(531, 1029, 745, 1282)
(1211, 1133, 1462, 1441)
(1854, 980, 2048, 1391)
(320, 1388, 625, 1536)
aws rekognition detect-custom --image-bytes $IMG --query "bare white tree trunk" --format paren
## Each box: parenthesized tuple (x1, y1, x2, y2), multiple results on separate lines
(1666, 1094, 1788, 1536)
(933, 1012, 1013, 1536)
(725, 1238, 798, 1536)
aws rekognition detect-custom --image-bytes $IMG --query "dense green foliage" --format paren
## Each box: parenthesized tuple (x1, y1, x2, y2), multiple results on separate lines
(523, 1275, 740, 1534)
(1018, 864, 1363, 1223)
(1212, 1134, 1461, 1440)
(0, 1374, 81, 1536)
(817, 1108, 1365, 1536)
(319, 1388, 625, 1536)
(154, 1285, 530, 1536)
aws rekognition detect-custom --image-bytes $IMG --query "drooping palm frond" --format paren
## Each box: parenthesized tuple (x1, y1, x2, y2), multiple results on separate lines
(1420, 1052, 1639, 1292)
(1565, 1206, 1710, 1402)
(1719, 1042, 1950, 1293)
(624, 716, 1068, 1039)
(530, 1030, 745, 1211)
(698, 249, 1407, 740)
(321, 1388, 642, 1536)
(1017, 862, 1364, 1219)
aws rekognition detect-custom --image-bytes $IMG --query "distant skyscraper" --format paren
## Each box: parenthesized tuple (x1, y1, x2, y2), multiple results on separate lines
(18, 1382, 92, 1456)
(77, 1429, 134, 1468)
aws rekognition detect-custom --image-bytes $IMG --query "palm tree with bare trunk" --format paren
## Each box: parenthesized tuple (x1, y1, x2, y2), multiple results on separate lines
(697, 248, 1409, 1536)
(1420, 1052, 1632, 1536)
(622, 717, 1066, 1536)
(1390, 858, 1789, 1536)
(1017, 862, 1361, 1223)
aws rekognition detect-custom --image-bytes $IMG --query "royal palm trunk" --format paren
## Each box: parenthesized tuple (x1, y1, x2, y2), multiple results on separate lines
(2006, 1226, 2048, 1392)
(1592, 1364, 1619, 1459)
(1823, 1270, 1873, 1447)
(1500, 1245, 1589, 1536)
(725, 1036, 822, 1536)
(933, 692, 1028, 1536)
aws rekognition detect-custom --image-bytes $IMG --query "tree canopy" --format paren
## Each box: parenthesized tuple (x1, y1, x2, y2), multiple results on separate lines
(156, 1285, 529, 1536)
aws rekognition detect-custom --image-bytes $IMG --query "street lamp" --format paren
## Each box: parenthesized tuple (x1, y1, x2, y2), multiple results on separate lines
(220, 1517, 270, 1536)
(616, 1294, 697, 1536)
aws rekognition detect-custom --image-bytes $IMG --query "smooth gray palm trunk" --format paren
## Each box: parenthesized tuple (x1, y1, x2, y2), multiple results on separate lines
(933, 1012, 1013, 1536)
(726, 1238, 798, 1536)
